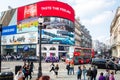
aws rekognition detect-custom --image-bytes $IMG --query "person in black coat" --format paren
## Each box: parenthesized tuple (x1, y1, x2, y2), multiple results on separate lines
(91, 65, 97, 80)
(86, 67, 92, 80)
(66, 62, 70, 75)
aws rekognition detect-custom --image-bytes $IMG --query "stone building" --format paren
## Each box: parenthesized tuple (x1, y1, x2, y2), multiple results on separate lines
(110, 7, 120, 57)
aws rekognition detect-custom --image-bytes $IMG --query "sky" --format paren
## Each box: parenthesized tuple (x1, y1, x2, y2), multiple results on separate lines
(0, 0, 120, 42)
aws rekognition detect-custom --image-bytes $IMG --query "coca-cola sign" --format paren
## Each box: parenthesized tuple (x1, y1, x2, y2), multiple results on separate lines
(17, 1, 75, 22)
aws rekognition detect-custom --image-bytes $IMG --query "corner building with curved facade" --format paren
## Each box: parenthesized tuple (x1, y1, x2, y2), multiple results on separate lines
(0, 1, 75, 59)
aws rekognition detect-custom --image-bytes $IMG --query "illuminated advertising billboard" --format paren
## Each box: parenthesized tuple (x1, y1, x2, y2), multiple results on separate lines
(42, 29, 75, 45)
(17, 1, 75, 22)
(1, 32, 38, 45)
(5, 1, 75, 45)
(2, 25, 17, 35)
(17, 17, 38, 33)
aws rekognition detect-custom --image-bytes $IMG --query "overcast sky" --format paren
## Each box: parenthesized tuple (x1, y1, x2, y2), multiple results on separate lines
(0, 0, 120, 42)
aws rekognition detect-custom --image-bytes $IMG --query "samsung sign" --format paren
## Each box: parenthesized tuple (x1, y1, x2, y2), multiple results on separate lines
(2, 25, 17, 35)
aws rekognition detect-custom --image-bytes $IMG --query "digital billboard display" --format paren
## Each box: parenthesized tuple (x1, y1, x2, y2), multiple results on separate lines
(4, 1, 75, 45)
(2, 25, 17, 35)
(1, 32, 38, 45)
(17, 1, 75, 22)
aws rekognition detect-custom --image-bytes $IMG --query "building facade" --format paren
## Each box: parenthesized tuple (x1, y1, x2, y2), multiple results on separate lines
(0, 1, 75, 59)
(0, 1, 92, 59)
(80, 25, 92, 48)
(74, 18, 81, 46)
(110, 7, 120, 57)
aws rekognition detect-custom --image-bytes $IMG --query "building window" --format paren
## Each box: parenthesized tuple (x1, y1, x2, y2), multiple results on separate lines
(50, 47, 56, 50)
(42, 47, 47, 50)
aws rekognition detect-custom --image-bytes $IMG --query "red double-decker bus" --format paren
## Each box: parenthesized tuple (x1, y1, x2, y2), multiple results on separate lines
(65, 46, 95, 65)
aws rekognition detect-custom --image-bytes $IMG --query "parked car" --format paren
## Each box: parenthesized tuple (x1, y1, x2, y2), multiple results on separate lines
(45, 56, 59, 62)
(91, 58, 120, 70)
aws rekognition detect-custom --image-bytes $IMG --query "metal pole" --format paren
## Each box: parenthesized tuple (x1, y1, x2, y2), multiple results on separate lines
(38, 23, 42, 78)
(0, 24, 2, 73)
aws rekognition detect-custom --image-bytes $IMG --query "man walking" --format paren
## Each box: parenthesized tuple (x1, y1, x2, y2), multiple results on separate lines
(66, 62, 70, 75)
(91, 65, 97, 80)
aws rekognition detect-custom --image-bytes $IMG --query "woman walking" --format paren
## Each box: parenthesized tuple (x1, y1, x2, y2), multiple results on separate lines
(82, 65, 87, 80)
(109, 71, 115, 80)
(49, 62, 55, 73)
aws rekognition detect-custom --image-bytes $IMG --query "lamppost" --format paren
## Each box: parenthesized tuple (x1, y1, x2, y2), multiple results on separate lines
(0, 24, 2, 73)
(38, 16, 44, 78)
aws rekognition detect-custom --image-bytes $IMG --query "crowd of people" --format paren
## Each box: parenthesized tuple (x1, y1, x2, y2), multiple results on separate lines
(14, 61, 118, 80)
(76, 65, 116, 80)
(14, 61, 34, 80)
(65, 60, 117, 80)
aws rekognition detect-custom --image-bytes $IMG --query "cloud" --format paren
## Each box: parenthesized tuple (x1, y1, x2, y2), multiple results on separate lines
(82, 11, 115, 27)
(72, 0, 116, 18)
(94, 35, 110, 43)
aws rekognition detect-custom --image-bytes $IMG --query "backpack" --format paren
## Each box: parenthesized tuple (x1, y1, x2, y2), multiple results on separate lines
(77, 69, 81, 75)
(66, 65, 70, 70)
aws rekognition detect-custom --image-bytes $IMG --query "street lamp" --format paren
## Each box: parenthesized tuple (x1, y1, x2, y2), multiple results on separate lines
(0, 24, 2, 73)
(38, 16, 44, 78)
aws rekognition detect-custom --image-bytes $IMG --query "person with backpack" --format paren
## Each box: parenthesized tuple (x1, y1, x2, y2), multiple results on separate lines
(77, 66, 82, 80)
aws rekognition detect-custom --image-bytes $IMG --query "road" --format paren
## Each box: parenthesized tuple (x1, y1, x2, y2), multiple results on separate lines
(1, 61, 120, 80)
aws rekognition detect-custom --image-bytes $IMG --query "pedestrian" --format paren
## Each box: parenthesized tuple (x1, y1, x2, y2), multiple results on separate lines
(29, 62, 34, 79)
(38, 75, 50, 80)
(109, 71, 115, 80)
(70, 62, 74, 75)
(66, 62, 70, 75)
(86, 67, 92, 80)
(104, 69, 110, 80)
(14, 67, 25, 80)
(118, 58, 120, 64)
(77, 66, 82, 80)
(114, 60, 118, 74)
(49, 62, 55, 74)
(98, 72, 106, 80)
(91, 65, 97, 80)
(23, 63, 29, 80)
(54, 64, 59, 77)
(106, 60, 110, 69)
(82, 65, 87, 80)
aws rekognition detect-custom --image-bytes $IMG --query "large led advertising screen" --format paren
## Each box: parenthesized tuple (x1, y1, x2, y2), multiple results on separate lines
(1, 32, 38, 45)
(0, 1, 75, 45)
(16, 1, 75, 45)
(17, 1, 75, 22)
